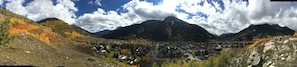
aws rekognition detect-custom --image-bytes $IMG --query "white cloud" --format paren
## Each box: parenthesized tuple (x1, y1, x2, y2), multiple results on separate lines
(3, 0, 78, 24)
(76, 0, 297, 35)
(0, 0, 4, 6)
(182, 0, 297, 35)
(87, 0, 101, 6)
(2, 0, 297, 35)
(76, 0, 189, 32)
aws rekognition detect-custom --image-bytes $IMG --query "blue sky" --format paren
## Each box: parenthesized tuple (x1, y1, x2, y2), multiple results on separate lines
(74, 0, 131, 16)
(74, 0, 229, 19)
(0, 0, 297, 35)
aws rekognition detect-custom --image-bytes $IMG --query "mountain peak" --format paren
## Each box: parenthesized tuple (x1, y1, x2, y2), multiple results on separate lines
(37, 18, 63, 23)
(99, 16, 216, 42)
(227, 23, 294, 41)
(163, 16, 178, 22)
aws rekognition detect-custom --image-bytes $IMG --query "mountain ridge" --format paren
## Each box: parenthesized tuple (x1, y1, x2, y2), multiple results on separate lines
(96, 16, 216, 42)
(220, 23, 295, 41)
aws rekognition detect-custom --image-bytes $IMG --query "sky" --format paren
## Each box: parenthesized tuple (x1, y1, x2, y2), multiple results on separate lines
(0, 0, 297, 35)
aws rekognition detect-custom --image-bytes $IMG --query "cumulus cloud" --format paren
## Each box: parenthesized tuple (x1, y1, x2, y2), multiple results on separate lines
(76, 0, 297, 35)
(3, 0, 78, 24)
(1, 0, 297, 35)
(76, 0, 189, 32)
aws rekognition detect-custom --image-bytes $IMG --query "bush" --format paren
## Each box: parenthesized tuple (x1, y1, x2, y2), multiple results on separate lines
(0, 18, 13, 46)
(121, 49, 132, 56)
(142, 55, 151, 63)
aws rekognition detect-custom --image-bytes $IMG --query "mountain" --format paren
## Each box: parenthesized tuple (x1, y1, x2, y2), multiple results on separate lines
(91, 30, 112, 37)
(223, 23, 295, 41)
(37, 18, 90, 37)
(0, 8, 118, 66)
(97, 16, 216, 42)
(219, 33, 234, 39)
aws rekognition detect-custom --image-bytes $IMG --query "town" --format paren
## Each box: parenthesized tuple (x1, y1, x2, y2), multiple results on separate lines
(90, 41, 254, 66)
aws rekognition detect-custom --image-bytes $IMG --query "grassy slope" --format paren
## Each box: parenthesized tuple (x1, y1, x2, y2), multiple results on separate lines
(0, 9, 122, 66)
(37, 18, 80, 37)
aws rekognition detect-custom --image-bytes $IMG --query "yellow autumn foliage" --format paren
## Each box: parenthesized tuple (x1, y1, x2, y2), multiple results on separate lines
(142, 55, 151, 63)
(64, 31, 84, 38)
(249, 37, 272, 49)
(80, 42, 91, 47)
(0, 17, 5, 21)
(7, 18, 58, 48)
(8, 18, 39, 34)
(120, 49, 132, 56)
(26, 29, 55, 48)
(9, 24, 40, 34)
(9, 17, 26, 24)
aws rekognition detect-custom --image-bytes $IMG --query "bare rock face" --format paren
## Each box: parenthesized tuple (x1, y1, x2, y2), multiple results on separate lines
(229, 36, 297, 67)
(263, 41, 275, 53)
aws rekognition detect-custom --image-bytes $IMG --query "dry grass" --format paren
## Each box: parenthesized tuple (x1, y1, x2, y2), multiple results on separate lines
(64, 31, 85, 38)
(249, 37, 272, 49)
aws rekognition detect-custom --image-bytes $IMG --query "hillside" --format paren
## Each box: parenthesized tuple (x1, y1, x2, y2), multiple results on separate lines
(98, 16, 216, 42)
(228, 35, 297, 67)
(0, 8, 119, 66)
(222, 23, 295, 41)
(37, 18, 90, 37)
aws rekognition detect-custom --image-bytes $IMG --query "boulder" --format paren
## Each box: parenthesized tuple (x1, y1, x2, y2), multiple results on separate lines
(283, 40, 289, 44)
(289, 38, 297, 41)
(263, 41, 276, 53)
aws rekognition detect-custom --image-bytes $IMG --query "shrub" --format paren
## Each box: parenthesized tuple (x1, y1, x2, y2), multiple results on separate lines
(0, 18, 14, 46)
(121, 49, 132, 56)
(64, 31, 84, 38)
(142, 55, 151, 63)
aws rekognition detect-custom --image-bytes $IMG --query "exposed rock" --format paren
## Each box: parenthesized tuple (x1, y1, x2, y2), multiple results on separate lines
(289, 38, 297, 41)
(286, 55, 293, 61)
(24, 51, 30, 54)
(283, 40, 289, 44)
(280, 45, 290, 52)
(263, 41, 275, 53)
(229, 36, 297, 67)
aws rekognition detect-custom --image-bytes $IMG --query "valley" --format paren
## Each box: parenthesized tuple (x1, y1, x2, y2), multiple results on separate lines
(89, 39, 254, 66)
(0, 6, 296, 67)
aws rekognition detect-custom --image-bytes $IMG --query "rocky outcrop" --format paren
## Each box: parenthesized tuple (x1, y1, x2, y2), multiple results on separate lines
(229, 36, 297, 67)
